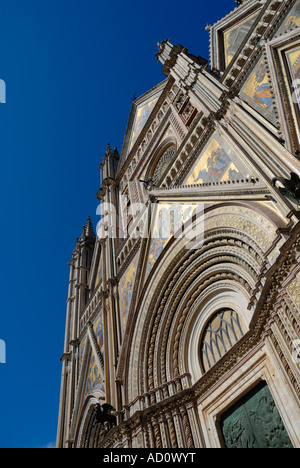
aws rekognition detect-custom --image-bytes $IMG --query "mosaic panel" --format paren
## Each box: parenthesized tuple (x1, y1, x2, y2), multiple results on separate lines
(145, 203, 197, 279)
(184, 134, 252, 185)
(240, 58, 276, 124)
(119, 252, 139, 334)
(93, 310, 104, 352)
(129, 93, 161, 151)
(84, 350, 105, 397)
(277, 1, 300, 35)
(224, 12, 258, 67)
(285, 45, 300, 112)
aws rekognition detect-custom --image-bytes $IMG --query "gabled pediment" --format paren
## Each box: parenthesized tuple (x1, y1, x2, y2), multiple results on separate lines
(129, 95, 161, 152)
(223, 10, 259, 68)
(240, 55, 277, 125)
(117, 80, 168, 171)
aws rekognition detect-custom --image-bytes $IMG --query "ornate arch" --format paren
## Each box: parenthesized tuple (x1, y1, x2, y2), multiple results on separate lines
(183, 285, 249, 382)
(125, 203, 283, 408)
(142, 228, 260, 400)
(74, 392, 105, 448)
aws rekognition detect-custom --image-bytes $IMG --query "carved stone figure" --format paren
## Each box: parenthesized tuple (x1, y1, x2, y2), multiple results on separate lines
(272, 172, 300, 205)
(93, 403, 117, 430)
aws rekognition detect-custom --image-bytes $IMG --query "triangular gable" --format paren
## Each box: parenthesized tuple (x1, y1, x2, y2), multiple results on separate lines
(224, 11, 259, 67)
(79, 335, 88, 373)
(117, 80, 168, 171)
(183, 133, 254, 186)
(93, 312, 105, 352)
(240, 56, 277, 125)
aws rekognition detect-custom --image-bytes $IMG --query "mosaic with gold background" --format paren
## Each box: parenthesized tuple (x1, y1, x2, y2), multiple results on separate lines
(184, 134, 251, 185)
(224, 12, 259, 67)
(129, 92, 161, 152)
(240, 58, 276, 124)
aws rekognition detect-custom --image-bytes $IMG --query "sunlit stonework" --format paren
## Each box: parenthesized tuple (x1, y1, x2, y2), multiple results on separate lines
(57, 0, 300, 449)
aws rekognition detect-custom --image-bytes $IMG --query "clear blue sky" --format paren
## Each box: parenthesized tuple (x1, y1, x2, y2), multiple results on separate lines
(0, 0, 236, 448)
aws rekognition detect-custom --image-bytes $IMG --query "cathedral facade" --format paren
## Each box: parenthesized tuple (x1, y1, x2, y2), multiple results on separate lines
(57, 0, 300, 448)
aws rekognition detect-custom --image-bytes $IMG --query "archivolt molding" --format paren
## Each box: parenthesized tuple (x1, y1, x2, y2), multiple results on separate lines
(139, 241, 265, 402)
(164, 271, 255, 384)
(180, 284, 251, 383)
(126, 203, 285, 407)
(153, 257, 258, 390)
(193, 228, 300, 400)
(152, 261, 256, 391)
(75, 394, 103, 448)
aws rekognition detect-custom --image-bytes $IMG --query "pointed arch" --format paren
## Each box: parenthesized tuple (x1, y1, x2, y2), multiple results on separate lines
(124, 202, 285, 408)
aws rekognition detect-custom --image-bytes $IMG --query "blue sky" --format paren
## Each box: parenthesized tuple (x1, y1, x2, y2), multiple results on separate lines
(0, 0, 235, 448)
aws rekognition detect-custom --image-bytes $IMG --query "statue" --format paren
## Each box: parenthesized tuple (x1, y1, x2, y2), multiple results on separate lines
(271, 172, 300, 205)
(139, 177, 156, 192)
(93, 403, 117, 430)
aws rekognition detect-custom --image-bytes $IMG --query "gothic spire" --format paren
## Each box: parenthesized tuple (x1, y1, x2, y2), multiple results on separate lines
(80, 225, 86, 240)
(78, 216, 95, 241)
(85, 216, 95, 239)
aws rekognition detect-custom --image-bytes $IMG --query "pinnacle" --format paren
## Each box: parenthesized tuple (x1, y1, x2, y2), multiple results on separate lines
(78, 216, 95, 240)
(113, 146, 120, 158)
(85, 216, 95, 239)
(80, 225, 86, 240)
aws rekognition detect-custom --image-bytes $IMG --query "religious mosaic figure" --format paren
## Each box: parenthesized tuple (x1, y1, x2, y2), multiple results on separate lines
(224, 13, 258, 65)
(252, 61, 273, 108)
(277, 1, 300, 34)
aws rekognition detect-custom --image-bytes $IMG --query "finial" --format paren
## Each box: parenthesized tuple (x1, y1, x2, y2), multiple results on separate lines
(85, 216, 95, 239)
